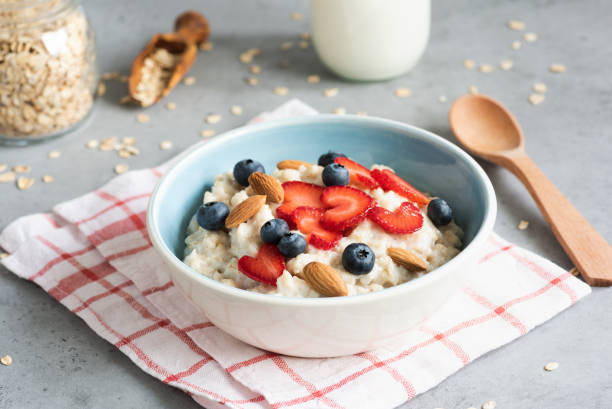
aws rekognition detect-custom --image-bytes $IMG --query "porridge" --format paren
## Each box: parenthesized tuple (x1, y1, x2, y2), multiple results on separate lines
(184, 152, 463, 297)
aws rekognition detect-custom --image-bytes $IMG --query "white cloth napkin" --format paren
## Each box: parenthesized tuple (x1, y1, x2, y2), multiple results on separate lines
(0, 100, 591, 409)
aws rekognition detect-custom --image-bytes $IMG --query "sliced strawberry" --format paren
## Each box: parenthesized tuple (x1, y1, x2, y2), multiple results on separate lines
(334, 157, 379, 190)
(292, 206, 341, 250)
(319, 185, 374, 232)
(238, 244, 285, 286)
(367, 201, 424, 234)
(276, 181, 325, 228)
(370, 169, 430, 205)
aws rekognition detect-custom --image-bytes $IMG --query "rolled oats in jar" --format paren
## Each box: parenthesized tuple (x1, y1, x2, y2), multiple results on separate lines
(0, 0, 97, 144)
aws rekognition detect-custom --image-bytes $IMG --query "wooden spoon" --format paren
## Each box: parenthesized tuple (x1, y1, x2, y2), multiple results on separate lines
(128, 11, 209, 107)
(449, 94, 612, 286)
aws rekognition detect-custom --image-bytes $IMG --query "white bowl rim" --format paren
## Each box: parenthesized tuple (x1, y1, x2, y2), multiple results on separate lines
(147, 114, 497, 307)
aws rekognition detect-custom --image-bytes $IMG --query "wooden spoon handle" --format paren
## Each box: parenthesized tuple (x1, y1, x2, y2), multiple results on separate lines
(505, 153, 612, 286)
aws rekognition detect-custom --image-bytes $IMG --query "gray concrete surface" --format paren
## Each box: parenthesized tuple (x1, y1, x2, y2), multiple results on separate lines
(1, 0, 611, 408)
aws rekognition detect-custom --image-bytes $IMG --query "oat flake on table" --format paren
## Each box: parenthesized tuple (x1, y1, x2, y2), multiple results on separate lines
(508, 20, 526, 30)
(528, 94, 545, 105)
(136, 113, 150, 124)
(13, 165, 31, 173)
(42, 175, 54, 183)
(17, 177, 34, 190)
(323, 87, 339, 97)
(464, 59, 476, 69)
(160, 141, 173, 150)
(333, 107, 347, 115)
(273, 86, 289, 96)
(249, 65, 261, 75)
(533, 82, 547, 93)
(482, 401, 496, 409)
(291, 12, 303, 20)
(549, 64, 566, 73)
(206, 114, 222, 124)
(114, 164, 128, 174)
(230, 105, 243, 116)
(1, 355, 12, 366)
(165, 102, 177, 111)
(0, 172, 16, 183)
(86, 139, 99, 149)
(511, 40, 522, 50)
(200, 41, 213, 51)
(200, 129, 216, 138)
(479, 64, 495, 73)
(0, 164, 6, 172)
(299, 41, 309, 49)
(499, 60, 514, 70)
(301, 32, 311, 40)
(524, 32, 538, 42)
(544, 361, 559, 371)
(469, 85, 479, 95)
(518, 220, 529, 230)
(307, 74, 320, 83)
(48, 150, 61, 159)
(280, 41, 294, 51)
(245, 77, 259, 86)
(183, 76, 196, 85)
(394, 87, 412, 97)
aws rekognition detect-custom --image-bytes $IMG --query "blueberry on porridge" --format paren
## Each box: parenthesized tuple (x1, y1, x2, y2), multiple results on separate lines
(184, 153, 463, 297)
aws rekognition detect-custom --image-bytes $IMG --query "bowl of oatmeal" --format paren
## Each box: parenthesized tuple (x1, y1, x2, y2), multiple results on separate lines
(147, 115, 496, 357)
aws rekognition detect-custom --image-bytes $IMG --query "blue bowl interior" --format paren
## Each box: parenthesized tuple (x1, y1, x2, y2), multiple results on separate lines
(153, 118, 488, 260)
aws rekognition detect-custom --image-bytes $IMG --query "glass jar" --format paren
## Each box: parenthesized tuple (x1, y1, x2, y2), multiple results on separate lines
(0, 0, 97, 145)
(310, 0, 430, 81)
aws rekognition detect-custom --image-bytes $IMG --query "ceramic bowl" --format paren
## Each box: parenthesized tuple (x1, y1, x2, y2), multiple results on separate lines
(146, 115, 496, 358)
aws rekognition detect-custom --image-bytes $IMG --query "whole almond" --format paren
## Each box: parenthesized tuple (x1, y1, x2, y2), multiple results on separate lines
(225, 195, 266, 228)
(387, 247, 428, 272)
(277, 159, 312, 170)
(302, 262, 348, 297)
(248, 172, 284, 203)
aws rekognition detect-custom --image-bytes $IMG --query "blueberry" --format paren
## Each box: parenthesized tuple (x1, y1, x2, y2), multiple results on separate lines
(317, 151, 347, 167)
(233, 159, 265, 186)
(322, 163, 350, 186)
(277, 232, 307, 258)
(427, 198, 453, 227)
(196, 201, 229, 230)
(342, 243, 375, 275)
(260, 218, 290, 244)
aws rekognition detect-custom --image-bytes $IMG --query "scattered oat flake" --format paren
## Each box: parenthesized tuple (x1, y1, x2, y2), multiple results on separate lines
(101, 72, 120, 80)
(97, 81, 106, 97)
(544, 361, 559, 371)
(114, 164, 128, 174)
(137, 113, 150, 124)
(280, 41, 294, 51)
(356, 111, 367, 116)
(518, 220, 529, 230)
(533, 82, 547, 93)
(16, 177, 34, 190)
(160, 141, 173, 150)
(464, 59, 476, 69)
(118, 150, 131, 158)
(438, 95, 447, 103)
(119, 95, 132, 104)
(230, 105, 243, 116)
(0, 172, 16, 183)
(1, 355, 12, 366)
(569, 267, 580, 276)
(508, 20, 525, 30)
(13, 165, 31, 173)
(86, 139, 99, 149)
(119, 75, 128, 83)
(184, 76, 196, 85)
(482, 401, 496, 409)
(301, 32, 311, 40)
(291, 12, 303, 20)
(524, 32, 537, 42)
(469, 85, 479, 95)
(307, 74, 320, 83)
(246, 77, 259, 86)
(479, 64, 495, 73)
(48, 150, 61, 159)
(299, 41, 309, 49)
(323, 88, 339, 97)
(125, 146, 139, 155)
(165, 102, 177, 110)
(200, 129, 216, 138)
(511, 40, 522, 50)
(528, 93, 545, 105)
(0, 252, 8, 259)
(394, 87, 412, 97)
(274, 86, 289, 96)
(549, 64, 566, 73)
(499, 59, 514, 70)
(333, 107, 347, 115)
(249, 65, 261, 75)
(200, 41, 213, 51)
(0, 164, 6, 172)
(42, 175, 54, 183)
(206, 114, 222, 124)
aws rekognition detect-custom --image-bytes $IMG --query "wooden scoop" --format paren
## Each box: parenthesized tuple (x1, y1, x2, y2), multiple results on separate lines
(128, 11, 209, 106)
(449, 94, 612, 286)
